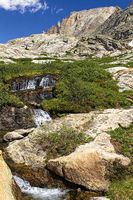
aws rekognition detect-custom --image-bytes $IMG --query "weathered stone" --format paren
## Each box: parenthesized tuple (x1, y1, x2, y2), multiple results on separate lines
(107, 67, 133, 92)
(0, 150, 21, 200)
(3, 128, 35, 142)
(47, 133, 130, 191)
(0, 106, 35, 131)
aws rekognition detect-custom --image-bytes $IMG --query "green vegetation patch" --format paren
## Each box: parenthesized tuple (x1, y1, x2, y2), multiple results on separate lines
(107, 177, 133, 200)
(41, 60, 132, 115)
(0, 58, 132, 110)
(33, 126, 92, 160)
(106, 125, 133, 200)
(0, 83, 23, 108)
(109, 125, 133, 162)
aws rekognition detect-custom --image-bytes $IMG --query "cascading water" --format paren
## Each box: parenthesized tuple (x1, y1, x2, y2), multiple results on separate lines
(14, 176, 67, 200)
(33, 109, 52, 127)
(11, 75, 55, 91)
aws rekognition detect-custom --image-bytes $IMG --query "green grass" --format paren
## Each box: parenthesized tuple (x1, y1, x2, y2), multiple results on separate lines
(109, 125, 133, 161)
(0, 83, 23, 108)
(106, 125, 133, 200)
(33, 126, 92, 160)
(107, 177, 133, 200)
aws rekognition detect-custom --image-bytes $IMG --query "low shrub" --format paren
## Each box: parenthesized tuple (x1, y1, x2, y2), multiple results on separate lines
(34, 126, 92, 159)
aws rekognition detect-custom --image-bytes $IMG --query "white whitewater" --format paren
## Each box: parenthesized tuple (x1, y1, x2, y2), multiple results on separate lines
(40, 77, 51, 88)
(33, 109, 52, 127)
(12, 76, 54, 91)
(14, 176, 67, 200)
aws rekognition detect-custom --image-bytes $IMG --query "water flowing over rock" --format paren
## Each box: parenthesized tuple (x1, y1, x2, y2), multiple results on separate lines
(14, 176, 67, 200)
(33, 109, 52, 127)
(11, 75, 55, 92)
(0, 151, 21, 200)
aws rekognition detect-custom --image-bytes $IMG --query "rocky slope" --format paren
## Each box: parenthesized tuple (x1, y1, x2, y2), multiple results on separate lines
(97, 1, 133, 41)
(1, 4, 133, 60)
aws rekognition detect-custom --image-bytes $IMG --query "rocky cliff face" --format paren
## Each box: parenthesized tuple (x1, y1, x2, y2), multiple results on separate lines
(97, 2, 133, 41)
(47, 7, 119, 37)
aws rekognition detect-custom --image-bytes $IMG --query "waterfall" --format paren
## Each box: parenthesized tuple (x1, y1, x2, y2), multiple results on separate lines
(33, 109, 52, 127)
(14, 176, 67, 200)
(11, 75, 55, 91)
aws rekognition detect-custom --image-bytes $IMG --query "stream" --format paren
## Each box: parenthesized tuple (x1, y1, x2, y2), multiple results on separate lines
(14, 176, 68, 200)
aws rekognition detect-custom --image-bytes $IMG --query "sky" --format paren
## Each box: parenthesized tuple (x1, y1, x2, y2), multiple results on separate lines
(0, 0, 132, 43)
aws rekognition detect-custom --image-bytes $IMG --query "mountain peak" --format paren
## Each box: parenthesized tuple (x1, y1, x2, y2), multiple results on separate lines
(47, 7, 118, 37)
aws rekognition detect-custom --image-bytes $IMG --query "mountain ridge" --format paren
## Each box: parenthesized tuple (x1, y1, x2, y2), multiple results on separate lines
(1, 4, 133, 61)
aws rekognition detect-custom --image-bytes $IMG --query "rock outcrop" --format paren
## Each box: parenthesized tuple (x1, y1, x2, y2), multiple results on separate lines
(0, 151, 21, 200)
(5, 108, 133, 187)
(97, 1, 133, 42)
(0, 33, 78, 59)
(47, 7, 118, 37)
(0, 106, 35, 131)
(3, 128, 35, 142)
(47, 133, 130, 191)
(107, 67, 133, 92)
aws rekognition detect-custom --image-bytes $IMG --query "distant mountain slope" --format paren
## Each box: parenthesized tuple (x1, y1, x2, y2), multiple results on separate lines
(47, 7, 119, 37)
(97, 2, 133, 41)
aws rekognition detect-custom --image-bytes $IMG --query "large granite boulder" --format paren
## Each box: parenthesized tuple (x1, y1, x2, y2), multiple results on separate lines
(0, 151, 21, 200)
(47, 133, 130, 191)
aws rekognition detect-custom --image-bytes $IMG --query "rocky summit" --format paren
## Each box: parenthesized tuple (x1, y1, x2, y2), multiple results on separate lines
(47, 7, 118, 37)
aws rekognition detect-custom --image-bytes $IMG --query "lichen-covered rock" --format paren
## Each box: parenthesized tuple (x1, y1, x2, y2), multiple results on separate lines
(47, 133, 130, 191)
(0, 151, 21, 200)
